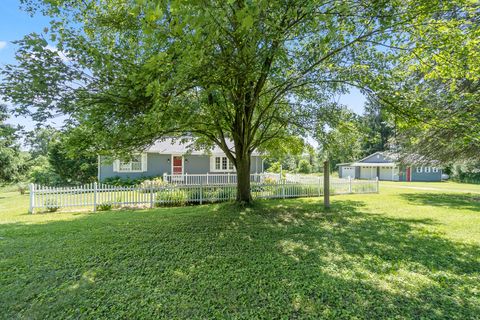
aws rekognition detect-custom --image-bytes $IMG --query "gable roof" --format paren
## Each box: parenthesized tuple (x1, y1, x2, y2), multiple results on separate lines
(146, 138, 261, 156)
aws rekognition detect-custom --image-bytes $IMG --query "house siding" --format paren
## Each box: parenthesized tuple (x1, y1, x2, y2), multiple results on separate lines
(359, 153, 392, 163)
(99, 154, 263, 181)
(411, 166, 442, 182)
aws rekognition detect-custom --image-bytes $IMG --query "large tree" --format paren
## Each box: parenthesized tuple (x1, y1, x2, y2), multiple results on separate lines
(1, 0, 473, 202)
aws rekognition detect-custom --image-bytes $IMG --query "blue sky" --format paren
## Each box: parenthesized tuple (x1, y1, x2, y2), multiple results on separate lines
(0, 0, 366, 132)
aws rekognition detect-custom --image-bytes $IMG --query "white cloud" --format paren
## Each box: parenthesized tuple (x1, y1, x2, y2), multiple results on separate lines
(0, 41, 7, 50)
(45, 45, 70, 62)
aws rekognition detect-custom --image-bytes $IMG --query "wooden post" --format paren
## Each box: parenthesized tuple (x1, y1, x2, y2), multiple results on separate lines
(150, 181, 154, 208)
(93, 182, 98, 212)
(348, 176, 352, 193)
(323, 160, 330, 209)
(29, 183, 35, 214)
(376, 177, 379, 193)
(199, 179, 203, 205)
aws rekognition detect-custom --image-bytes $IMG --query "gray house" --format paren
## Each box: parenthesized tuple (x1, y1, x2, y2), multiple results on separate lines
(98, 138, 263, 181)
(338, 152, 442, 182)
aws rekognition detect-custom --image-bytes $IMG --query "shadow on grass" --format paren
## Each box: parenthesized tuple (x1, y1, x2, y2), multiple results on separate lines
(0, 199, 479, 319)
(401, 192, 480, 212)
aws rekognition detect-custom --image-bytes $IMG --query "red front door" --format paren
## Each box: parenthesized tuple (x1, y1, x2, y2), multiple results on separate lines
(406, 167, 411, 182)
(172, 156, 183, 175)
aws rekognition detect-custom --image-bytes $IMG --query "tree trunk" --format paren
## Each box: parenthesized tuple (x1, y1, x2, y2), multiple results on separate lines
(236, 153, 252, 203)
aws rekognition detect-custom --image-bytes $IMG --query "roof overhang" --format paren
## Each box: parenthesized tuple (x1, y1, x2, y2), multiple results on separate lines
(350, 162, 396, 167)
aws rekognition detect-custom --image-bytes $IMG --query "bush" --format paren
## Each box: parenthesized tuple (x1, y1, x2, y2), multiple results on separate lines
(139, 177, 167, 192)
(267, 161, 282, 173)
(97, 202, 113, 211)
(155, 188, 188, 207)
(44, 198, 60, 212)
(297, 159, 312, 174)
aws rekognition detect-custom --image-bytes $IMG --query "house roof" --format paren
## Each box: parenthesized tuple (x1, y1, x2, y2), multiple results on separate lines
(146, 138, 261, 156)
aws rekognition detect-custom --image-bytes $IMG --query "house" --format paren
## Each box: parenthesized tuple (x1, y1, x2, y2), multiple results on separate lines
(98, 138, 264, 181)
(337, 152, 442, 182)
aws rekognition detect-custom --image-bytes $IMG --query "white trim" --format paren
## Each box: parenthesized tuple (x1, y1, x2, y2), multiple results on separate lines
(171, 154, 184, 175)
(210, 155, 236, 172)
(113, 153, 147, 173)
(416, 166, 423, 173)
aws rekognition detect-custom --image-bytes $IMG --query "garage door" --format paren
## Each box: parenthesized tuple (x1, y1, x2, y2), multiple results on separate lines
(341, 166, 356, 178)
(379, 167, 395, 181)
(360, 166, 376, 180)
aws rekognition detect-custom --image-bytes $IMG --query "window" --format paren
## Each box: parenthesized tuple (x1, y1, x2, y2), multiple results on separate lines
(416, 166, 423, 173)
(213, 156, 235, 172)
(424, 166, 431, 173)
(114, 154, 147, 172)
(432, 167, 439, 173)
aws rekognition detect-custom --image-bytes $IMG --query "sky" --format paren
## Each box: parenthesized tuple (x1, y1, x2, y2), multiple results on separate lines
(0, 0, 367, 132)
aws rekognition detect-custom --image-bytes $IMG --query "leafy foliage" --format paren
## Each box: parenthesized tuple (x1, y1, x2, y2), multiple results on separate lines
(0, 104, 29, 182)
(297, 159, 312, 174)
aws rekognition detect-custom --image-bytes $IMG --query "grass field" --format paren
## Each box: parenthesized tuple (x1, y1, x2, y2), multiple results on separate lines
(1, 182, 479, 319)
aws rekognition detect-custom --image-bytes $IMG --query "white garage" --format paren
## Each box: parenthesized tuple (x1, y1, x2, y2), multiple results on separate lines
(341, 166, 356, 178)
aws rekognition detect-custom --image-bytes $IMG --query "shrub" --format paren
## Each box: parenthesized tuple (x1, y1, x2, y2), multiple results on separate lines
(298, 159, 312, 174)
(44, 198, 60, 212)
(155, 188, 188, 207)
(139, 177, 167, 192)
(97, 202, 113, 211)
(267, 161, 282, 173)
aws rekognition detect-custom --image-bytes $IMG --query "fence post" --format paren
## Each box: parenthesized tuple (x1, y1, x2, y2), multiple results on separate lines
(163, 172, 167, 183)
(150, 181, 154, 208)
(376, 177, 379, 193)
(318, 177, 321, 197)
(93, 182, 97, 212)
(199, 179, 203, 205)
(324, 161, 330, 209)
(282, 179, 286, 199)
(349, 176, 352, 194)
(29, 183, 35, 214)
(206, 172, 209, 185)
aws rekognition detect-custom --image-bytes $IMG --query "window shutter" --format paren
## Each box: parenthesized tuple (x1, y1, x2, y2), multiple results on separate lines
(113, 160, 119, 172)
(141, 153, 148, 172)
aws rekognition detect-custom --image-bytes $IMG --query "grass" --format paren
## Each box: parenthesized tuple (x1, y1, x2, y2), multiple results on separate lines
(1, 182, 479, 319)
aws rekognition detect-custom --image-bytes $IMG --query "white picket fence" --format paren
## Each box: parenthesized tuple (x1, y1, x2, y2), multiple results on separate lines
(162, 172, 281, 185)
(28, 176, 379, 213)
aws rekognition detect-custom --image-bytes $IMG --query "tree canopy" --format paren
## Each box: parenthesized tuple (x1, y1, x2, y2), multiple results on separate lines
(1, 0, 476, 201)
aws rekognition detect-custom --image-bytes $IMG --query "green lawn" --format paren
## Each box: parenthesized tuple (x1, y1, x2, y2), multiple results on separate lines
(1, 182, 479, 319)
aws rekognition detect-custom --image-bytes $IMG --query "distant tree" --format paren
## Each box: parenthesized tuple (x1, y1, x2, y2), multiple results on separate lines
(25, 127, 58, 158)
(47, 134, 97, 184)
(297, 159, 312, 174)
(0, 104, 29, 182)
(360, 97, 394, 156)
(316, 106, 365, 168)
